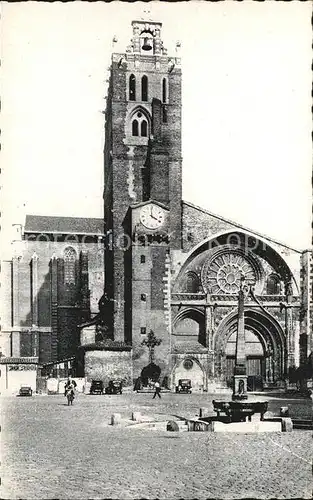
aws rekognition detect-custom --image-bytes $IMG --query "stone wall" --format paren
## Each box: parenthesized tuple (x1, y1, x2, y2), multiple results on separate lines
(84, 349, 133, 386)
(2, 239, 104, 364)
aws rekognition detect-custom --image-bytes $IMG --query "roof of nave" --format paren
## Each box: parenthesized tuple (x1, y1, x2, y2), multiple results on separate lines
(182, 200, 304, 254)
(24, 215, 104, 236)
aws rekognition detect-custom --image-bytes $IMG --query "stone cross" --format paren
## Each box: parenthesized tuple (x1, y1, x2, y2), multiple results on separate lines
(141, 330, 162, 364)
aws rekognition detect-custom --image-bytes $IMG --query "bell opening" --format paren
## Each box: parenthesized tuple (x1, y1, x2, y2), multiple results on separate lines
(142, 37, 153, 51)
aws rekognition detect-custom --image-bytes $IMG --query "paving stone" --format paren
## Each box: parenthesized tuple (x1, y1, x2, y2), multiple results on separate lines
(1, 394, 312, 499)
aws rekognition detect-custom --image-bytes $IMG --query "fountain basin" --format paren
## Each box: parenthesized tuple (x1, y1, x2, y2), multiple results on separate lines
(212, 399, 268, 422)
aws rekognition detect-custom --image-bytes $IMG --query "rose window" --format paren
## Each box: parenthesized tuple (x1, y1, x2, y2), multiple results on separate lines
(201, 251, 256, 294)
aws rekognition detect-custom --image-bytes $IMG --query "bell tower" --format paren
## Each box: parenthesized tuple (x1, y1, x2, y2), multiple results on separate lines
(103, 19, 182, 351)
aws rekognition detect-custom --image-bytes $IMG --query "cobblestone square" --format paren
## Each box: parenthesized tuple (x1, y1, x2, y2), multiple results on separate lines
(1, 393, 312, 499)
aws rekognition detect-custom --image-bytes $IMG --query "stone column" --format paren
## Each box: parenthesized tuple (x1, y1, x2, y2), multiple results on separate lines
(265, 346, 274, 384)
(205, 296, 215, 384)
(12, 256, 20, 327)
(232, 278, 248, 400)
(299, 250, 312, 362)
(285, 304, 295, 370)
(205, 295, 213, 351)
(32, 330, 39, 358)
(31, 253, 39, 327)
(50, 255, 58, 362)
(235, 287, 246, 368)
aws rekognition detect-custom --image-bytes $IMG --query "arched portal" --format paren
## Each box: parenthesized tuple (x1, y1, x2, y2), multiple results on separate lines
(214, 309, 286, 390)
(172, 357, 205, 392)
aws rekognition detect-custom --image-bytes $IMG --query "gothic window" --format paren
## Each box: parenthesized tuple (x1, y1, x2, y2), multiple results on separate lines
(129, 74, 136, 101)
(162, 78, 167, 103)
(64, 247, 76, 285)
(141, 75, 148, 101)
(132, 119, 139, 136)
(141, 120, 148, 137)
(185, 271, 199, 293)
(266, 274, 280, 295)
(131, 110, 150, 138)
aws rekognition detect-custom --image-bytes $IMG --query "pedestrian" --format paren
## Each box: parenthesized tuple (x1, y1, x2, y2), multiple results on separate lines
(64, 376, 77, 397)
(153, 380, 161, 399)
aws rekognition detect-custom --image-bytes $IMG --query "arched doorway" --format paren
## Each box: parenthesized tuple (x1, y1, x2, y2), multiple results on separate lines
(172, 357, 205, 392)
(214, 309, 285, 390)
(225, 328, 266, 391)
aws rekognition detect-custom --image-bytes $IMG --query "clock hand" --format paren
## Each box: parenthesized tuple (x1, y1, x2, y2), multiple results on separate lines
(150, 206, 157, 220)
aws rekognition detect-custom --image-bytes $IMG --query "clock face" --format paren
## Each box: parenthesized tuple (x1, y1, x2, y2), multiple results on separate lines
(139, 204, 165, 229)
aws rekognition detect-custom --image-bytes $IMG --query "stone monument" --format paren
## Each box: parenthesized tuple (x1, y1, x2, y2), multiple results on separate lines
(232, 275, 249, 400)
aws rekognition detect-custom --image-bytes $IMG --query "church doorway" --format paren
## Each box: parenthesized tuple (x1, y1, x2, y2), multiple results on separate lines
(225, 329, 265, 391)
(215, 309, 285, 389)
(173, 357, 205, 392)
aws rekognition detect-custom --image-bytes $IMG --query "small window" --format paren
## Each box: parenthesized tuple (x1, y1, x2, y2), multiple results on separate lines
(140, 327, 146, 335)
(141, 294, 146, 302)
(185, 271, 199, 293)
(141, 75, 148, 101)
(162, 78, 167, 103)
(64, 247, 76, 285)
(141, 120, 148, 137)
(162, 106, 167, 124)
(140, 255, 146, 263)
(129, 74, 136, 101)
(266, 275, 280, 295)
(132, 119, 139, 136)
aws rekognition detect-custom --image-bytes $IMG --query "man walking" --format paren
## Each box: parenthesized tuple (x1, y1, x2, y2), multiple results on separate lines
(153, 380, 161, 399)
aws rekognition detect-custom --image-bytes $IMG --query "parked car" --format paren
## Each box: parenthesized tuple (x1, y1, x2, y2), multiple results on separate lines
(89, 380, 104, 395)
(19, 386, 33, 397)
(105, 379, 123, 395)
(175, 379, 192, 394)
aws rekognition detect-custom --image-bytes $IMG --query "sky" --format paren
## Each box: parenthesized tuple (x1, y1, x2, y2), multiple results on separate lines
(1, 1, 312, 257)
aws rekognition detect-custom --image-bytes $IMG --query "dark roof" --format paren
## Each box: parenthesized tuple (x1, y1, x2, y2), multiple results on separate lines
(24, 215, 104, 235)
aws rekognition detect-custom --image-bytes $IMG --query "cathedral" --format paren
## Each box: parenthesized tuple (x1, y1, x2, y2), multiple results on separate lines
(1, 19, 312, 394)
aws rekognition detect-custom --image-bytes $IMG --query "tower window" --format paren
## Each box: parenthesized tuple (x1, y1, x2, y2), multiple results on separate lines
(140, 327, 146, 335)
(64, 247, 76, 285)
(162, 106, 168, 124)
(140, 255, 146, 263)
(162, 78, 167, 103)
(132, 119, 139, 136)
(129, 74, 136, 101)
(141, 120, 148, 137)
(131, 110, 150, 138)
(141, 294, 146, 302)
(141, 75, 148, 101)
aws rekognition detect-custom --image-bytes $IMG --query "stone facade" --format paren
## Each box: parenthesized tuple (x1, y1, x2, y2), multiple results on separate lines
(1, 18, 312, 393)
(0, 216, 105, 387)
(100, 19, 312, 391)
(84, 349, 132, 386)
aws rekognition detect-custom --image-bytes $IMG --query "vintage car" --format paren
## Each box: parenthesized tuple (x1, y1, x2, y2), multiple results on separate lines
(19, 386, 33, 397)
(105, 379, 123, 395)
(89, 380, 104, 395)
(175, 379, 192, 394)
